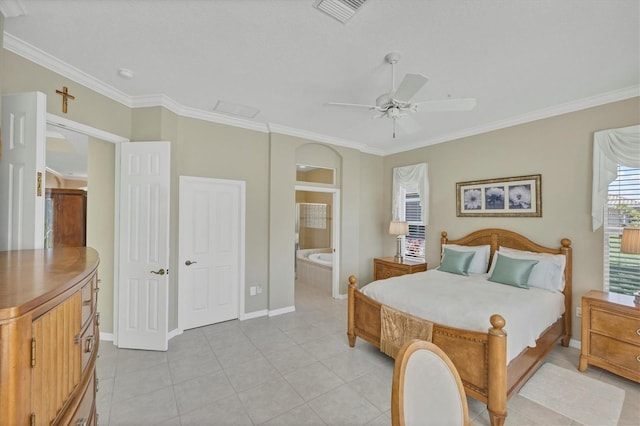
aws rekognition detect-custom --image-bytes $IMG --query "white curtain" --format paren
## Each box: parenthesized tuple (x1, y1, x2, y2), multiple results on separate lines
(592, 125, 640, 231)
(392, 163, 429, 225)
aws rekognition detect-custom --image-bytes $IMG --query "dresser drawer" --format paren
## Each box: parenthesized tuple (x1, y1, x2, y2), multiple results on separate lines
(591, 308, 640, 345)
(80, 316, 98, 372)
(72, 370, 96, 426)
(590, 333, 640, 374)
(80, 276, 95, 328)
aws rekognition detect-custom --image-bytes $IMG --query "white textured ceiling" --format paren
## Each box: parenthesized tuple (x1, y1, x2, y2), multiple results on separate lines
(2, 0, 639, 155)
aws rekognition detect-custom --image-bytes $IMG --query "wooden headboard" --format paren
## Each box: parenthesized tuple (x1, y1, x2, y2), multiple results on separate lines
(441, 228, 573, 342)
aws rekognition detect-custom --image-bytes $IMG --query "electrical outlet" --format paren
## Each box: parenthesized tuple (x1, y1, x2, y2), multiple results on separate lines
(249, 286, 256, 296)
(576, 307, 582, 317)
(256, 285, 263, 294)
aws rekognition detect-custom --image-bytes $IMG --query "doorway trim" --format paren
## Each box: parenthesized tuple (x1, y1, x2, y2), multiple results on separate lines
(47, 113, 129, 144)
(43, 114, 129, 342)
(294, 185, 341, 299)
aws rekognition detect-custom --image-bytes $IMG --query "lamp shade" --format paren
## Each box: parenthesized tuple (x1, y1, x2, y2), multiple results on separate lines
(389, 221, 409, 236)
(621, 228, 640, 254)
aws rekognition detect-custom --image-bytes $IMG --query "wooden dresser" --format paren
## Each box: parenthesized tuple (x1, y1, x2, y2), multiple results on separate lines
(579, 290, 640, 383)
(0, 247, 100, 425)
(373, 257, 427, 280)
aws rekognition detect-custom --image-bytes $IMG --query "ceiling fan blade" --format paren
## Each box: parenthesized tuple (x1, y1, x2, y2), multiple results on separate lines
(395, 114, 421, 135)
(413, 98, 477, 112)
(326, 102, 378, 109)
(392, 73, 429, 103)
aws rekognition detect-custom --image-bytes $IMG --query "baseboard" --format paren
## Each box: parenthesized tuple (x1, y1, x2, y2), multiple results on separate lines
(240, 309, 268, 320)
(99, 332, 114, 341)
(168, 328, 182, 340)
(334, 293, 347, 300)
(268, 305, 295, 317)
(569, 338, 581, 350)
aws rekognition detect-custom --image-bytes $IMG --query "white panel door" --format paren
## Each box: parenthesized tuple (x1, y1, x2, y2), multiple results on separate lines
(179, 176, 243, 330)
(0, 92, 47, 250)
(117, 141, 170, 351)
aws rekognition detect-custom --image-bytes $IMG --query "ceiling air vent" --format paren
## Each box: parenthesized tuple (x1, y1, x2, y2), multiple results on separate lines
(312, 0, 368, 24)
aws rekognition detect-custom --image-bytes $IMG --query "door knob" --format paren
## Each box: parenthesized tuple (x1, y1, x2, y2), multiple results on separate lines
(150, 268, 166, 275)
(185, 260, 197, 266)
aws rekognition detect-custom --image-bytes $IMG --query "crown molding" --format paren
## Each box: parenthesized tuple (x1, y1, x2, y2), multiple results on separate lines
(4, 33, 133, 107)
(131, 94, 270, 133)
(267, 123, 384, 155)
(5, 33, 638, 157)
(382, 85, 640, 155)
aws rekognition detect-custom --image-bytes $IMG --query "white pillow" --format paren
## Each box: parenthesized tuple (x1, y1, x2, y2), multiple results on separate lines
(489, 247, 566, 292)
(442, 244, 490, 274)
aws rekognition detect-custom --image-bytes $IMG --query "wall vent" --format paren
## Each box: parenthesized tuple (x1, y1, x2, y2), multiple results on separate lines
(312, 0, 369, 24)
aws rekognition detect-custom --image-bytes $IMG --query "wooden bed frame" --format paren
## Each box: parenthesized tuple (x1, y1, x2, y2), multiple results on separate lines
(347, 228, 572, 426)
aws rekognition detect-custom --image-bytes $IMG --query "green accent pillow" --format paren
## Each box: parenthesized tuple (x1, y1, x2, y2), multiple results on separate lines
(488, 253, 539, 288)
(438, 248, 476, 276)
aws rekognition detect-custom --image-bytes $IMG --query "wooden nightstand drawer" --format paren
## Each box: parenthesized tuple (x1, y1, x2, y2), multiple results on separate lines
(590, 333, 640, 373)
(591, 308, 640, 345)
(579, 290, 640, 383)
(373, 257, 426, 281)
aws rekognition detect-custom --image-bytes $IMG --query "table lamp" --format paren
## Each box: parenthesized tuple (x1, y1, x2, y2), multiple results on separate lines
(389, 221, 409, 263)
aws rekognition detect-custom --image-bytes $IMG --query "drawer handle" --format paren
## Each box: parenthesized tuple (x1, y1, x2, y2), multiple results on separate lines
(637, 355, 640, 363)
(636, 328, 640, 336)
(85, 336, 94, 353)
(83, 299, 92, 306)
(96, 312, 101, 326)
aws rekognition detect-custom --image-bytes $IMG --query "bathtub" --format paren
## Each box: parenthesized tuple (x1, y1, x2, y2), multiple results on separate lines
(308, 252, 333, 266)
(296, 249, 332, 290)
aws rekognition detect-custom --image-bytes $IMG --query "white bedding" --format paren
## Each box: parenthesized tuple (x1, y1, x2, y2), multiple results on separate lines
(360, 269, 565, 362)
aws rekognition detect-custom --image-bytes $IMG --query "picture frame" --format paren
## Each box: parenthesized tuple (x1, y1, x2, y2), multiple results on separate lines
(456, 174, 541, 217)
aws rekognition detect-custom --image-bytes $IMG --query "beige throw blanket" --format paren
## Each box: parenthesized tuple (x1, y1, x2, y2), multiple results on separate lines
(380, 304, 434, 358)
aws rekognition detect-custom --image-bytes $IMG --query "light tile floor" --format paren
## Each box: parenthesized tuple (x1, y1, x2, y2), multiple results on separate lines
(97, 280, 639, 425)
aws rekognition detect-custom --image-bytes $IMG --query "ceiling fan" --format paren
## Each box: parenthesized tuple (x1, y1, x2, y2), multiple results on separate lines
(327, 52, 477, 138)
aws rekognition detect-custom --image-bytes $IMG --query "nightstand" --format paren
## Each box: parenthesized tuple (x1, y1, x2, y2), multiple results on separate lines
(373, 257, 427, 280)
(578, 290, 640, 383)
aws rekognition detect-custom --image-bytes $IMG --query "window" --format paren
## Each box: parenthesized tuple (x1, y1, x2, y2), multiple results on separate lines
(404, 192, 425, 260)
(604, 165, 640, 296)
(392, 163, 428, 261)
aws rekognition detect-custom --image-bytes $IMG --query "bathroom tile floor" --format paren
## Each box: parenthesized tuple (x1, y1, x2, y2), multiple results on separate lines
(97, 280, 639, 425)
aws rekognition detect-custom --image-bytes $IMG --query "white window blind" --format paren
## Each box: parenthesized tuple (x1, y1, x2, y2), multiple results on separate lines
(404, 192, 425, 260)
(604, 165, 640, 295)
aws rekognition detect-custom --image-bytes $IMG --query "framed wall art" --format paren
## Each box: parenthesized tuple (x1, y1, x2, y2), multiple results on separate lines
(456, 174, 541, 217)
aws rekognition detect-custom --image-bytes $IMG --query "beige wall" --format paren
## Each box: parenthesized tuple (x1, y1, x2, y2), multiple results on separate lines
(176, 116, 271, 314)
(4, 45, 635, 344)
(383, 97, 640, 340)
(2, 50, 131, 335)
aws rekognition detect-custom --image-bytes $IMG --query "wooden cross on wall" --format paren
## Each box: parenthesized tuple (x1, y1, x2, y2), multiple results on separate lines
(55, 86, 75, 113)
